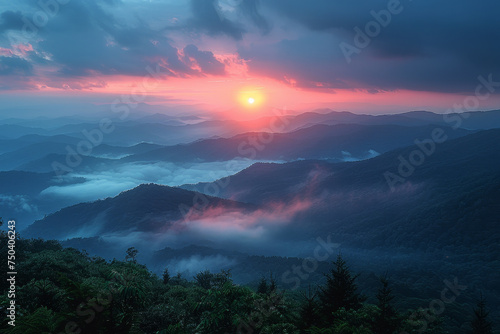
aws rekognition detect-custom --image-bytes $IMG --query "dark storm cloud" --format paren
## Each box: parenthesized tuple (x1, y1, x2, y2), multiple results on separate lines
(0, 0, 228, 84)
(238, 35, 350, 90)
(0, 0, 499, 94)
(34, 0, 193, 77)
(244, 0, 500, 93)
(238, 34, 490, 93)
(0, 55, 35, 89)
(189, 0, 244, 40)
(0, 55, 33, 75)
(0, 11, 24, 33)
(240, 0, 271, 34)
(183, 44, 225, 75)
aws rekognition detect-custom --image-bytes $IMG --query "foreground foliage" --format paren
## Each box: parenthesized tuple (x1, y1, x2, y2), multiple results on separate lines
(0, 230, 496, 333)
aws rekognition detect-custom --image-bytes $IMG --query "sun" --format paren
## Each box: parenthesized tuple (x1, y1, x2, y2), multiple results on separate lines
(236, 87, 265, 110)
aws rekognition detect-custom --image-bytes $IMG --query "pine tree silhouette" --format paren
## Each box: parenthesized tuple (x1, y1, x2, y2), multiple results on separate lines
(257, 276, 268, 294)
(373, 275, 400, 334)
(470, 293, 493, 334)
(162, 268, 170, 284)
(318, 254, 365, 324)
(299, 285, 319, 331)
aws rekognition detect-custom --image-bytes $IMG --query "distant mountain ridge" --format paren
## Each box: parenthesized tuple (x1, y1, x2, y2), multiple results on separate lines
(178, 129, 500, 252)
(24, 129, 500, 254)
(124, 123, 473, 163)
(23, 184, 254, 240)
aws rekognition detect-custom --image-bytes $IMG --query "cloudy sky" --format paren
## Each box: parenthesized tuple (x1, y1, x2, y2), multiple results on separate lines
(1, 0, 500, 117)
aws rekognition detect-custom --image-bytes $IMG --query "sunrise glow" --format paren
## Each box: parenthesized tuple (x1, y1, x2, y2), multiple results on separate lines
(1, 0, 499, 119)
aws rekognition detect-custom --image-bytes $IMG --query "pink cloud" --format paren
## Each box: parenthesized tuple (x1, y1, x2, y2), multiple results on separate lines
(0, 44, 34, 57)
(162, 164, 335, 240)
(172, 196, 314, 239)
(15, 44, 34, 56)
(0, 48, 14, 56)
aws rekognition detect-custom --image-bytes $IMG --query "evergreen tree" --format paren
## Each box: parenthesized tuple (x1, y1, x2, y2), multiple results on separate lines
(470, 294, 493, 334)
(257, 276, 268, 294)
(373, 275, 400, 334)
(162, 268, 170, 285)
(269, 272, 277, 293)
(318, 254, 364, 324)
(298, 286, 320, 331)
(258, 273, 277, 295)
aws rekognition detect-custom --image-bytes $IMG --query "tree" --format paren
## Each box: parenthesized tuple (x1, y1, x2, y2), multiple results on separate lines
(125, 247, 138, 262)
(318, 254, 365, 324)
(210, 269, 232, 289)
(163, 268, 171, 285)
(194, 270, 214, 289)
(196, 282, 254, 334)
(5, 307, 59, 334)
(257, 273, 277, 295)
(373, 275, 400, 334)
(298, 286, 320, 331)
(269, 272, 277, 293)
(470, 294, 493, 334)
(105, 264, 152, 333)
(257, 277, 268, 294)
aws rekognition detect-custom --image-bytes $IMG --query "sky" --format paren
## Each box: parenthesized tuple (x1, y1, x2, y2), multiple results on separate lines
(1, 0, 500, 118)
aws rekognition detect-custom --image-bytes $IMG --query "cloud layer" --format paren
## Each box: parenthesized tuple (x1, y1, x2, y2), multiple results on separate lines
(40, 159, 259, 202)
(0, 0, 498, 94)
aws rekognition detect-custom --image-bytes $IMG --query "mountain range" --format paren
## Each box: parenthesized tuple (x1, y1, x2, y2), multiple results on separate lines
(3, 108, 500, 325)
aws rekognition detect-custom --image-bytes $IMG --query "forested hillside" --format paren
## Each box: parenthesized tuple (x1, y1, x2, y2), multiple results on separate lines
(1, 222, 496, 334)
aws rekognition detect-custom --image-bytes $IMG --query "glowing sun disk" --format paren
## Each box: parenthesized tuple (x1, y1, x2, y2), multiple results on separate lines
(237, 88, 265, 110)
